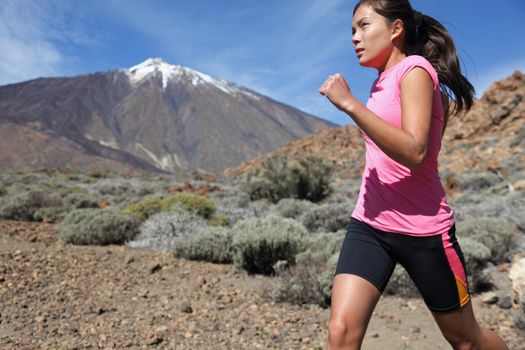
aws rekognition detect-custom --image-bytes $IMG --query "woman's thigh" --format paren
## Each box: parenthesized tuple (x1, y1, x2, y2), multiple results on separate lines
(334, 217, 397, 294)
(392, 224, 471, 313)
(329, 218, 397, 337)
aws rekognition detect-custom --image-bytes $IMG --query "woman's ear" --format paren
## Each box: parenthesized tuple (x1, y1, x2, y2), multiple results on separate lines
(390, 18, 405, 41)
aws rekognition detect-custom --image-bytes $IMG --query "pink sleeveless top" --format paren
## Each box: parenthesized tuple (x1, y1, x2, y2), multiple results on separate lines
(351, 55, 454, 236)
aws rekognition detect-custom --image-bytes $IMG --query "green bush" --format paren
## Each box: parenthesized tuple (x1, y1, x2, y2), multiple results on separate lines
(0, 189, 63, 221)
(160, 192, 216, 219)
(123, 196, 163, 222)
(58, 208, 139, 245)
(174, 226, 234, 263)
(241, 154, 334, 203)
(230, 214, 308, 275)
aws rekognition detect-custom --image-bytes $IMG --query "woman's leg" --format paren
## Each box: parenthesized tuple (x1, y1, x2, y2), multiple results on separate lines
(327, 273, 382, 350)
(385, 223, 509, 350)
(328, 218, 396, 350)
(430, 300, 509, 350)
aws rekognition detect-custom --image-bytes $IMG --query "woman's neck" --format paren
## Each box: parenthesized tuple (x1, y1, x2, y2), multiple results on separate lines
(378, 51, 407, 73)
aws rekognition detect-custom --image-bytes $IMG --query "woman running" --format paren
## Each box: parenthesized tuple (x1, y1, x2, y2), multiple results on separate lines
(318, 0, 509, 349)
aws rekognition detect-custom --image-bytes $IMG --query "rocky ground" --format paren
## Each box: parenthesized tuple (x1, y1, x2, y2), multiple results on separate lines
(1, 220, 524, 350)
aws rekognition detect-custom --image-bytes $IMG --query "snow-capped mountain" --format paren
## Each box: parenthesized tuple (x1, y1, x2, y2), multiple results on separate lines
(0, 58, 338, 175)
(126, 58, 258, 99)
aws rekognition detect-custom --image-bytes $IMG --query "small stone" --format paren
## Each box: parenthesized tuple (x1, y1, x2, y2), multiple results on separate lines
(149, 263, 162, 274)
(498, 296, 513, 309)
(145, 330, 163, 345)
(180, 301, 193, 313)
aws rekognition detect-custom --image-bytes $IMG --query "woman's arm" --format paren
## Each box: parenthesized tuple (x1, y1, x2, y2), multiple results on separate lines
(319, 68, 434, 171)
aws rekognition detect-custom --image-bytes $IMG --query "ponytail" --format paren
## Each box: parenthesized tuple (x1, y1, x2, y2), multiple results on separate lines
(353, 0, 475, 120)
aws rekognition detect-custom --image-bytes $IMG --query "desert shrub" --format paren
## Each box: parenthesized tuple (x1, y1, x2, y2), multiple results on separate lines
(63, 192, 99, 209)
(88, 170, 109, 179)
(270, 198, 316, 219)
(509, 124, 525, 148)
(205, 214, 229, 227)
(58, 208, 139, 245)
(64, 173, 81, 181)
(56, 186, 89, 198)
(295, 230, 345, 265)
(270, 261, 334, 308)
(160, 192, 216, 219)
(268, 231, 345, 307)
(0, 189, 63, 221)
(456, 217, 517, 262)
(230, 214, 308, 275)
(125, 204, 207, 252)
(33, 207, 68, 223)
(94, 181, 132, 197)
(123, 196, 163, 222)
(459, 237, 491, 288)
(456, 171, 502, 192)
(241, 154, 334, 203)
(454, 192, 525, 232)
(174, 226, 234, 263)
(299, 202, 352, 233)
(210, 190, 251, 209)
(215, 207, 254, 227)
(0, 183, 7, 196)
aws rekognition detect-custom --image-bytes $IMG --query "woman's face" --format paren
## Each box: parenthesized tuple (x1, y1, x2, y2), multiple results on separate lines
(352, 4, 396, 69)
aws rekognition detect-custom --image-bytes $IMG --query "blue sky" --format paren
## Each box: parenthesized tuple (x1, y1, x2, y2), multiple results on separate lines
(1, 0, 524, 126)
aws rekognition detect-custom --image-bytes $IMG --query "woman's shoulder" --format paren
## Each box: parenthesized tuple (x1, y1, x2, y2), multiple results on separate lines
(397, 54, 439, 88)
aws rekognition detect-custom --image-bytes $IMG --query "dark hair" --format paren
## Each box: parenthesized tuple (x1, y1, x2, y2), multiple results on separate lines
(353, 0, 475, 121)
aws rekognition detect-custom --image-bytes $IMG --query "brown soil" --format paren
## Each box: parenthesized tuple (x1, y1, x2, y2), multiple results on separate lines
(1, 220, 523, 349)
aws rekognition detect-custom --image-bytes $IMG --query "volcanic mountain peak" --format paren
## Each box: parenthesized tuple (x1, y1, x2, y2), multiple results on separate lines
(125, 57, 259, 99)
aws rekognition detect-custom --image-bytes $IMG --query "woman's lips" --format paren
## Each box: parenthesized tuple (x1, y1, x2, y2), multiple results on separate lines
(356, 48, 364, 57)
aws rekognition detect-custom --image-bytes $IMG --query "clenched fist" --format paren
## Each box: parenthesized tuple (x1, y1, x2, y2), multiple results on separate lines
(319, 73, 356, 112)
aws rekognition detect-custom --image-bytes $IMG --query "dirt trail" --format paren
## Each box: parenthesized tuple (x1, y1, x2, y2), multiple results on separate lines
(0, 220, 523, 349)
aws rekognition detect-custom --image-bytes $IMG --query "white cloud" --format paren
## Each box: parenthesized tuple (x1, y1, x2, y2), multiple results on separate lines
(0, 0, 97, 85)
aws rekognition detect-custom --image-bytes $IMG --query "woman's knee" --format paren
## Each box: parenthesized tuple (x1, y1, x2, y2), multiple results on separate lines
(327, 318, 365, 348)
(447, 338, 475, 350)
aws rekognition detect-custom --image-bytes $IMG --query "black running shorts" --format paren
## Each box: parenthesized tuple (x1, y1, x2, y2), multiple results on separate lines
(334, 217, 471, 312)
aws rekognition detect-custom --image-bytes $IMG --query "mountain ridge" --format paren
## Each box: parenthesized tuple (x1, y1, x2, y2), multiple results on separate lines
(0, 58, 338, 175)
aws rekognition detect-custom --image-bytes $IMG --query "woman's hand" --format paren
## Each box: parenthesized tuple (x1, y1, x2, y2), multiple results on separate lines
(319, 73, 356, 112)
